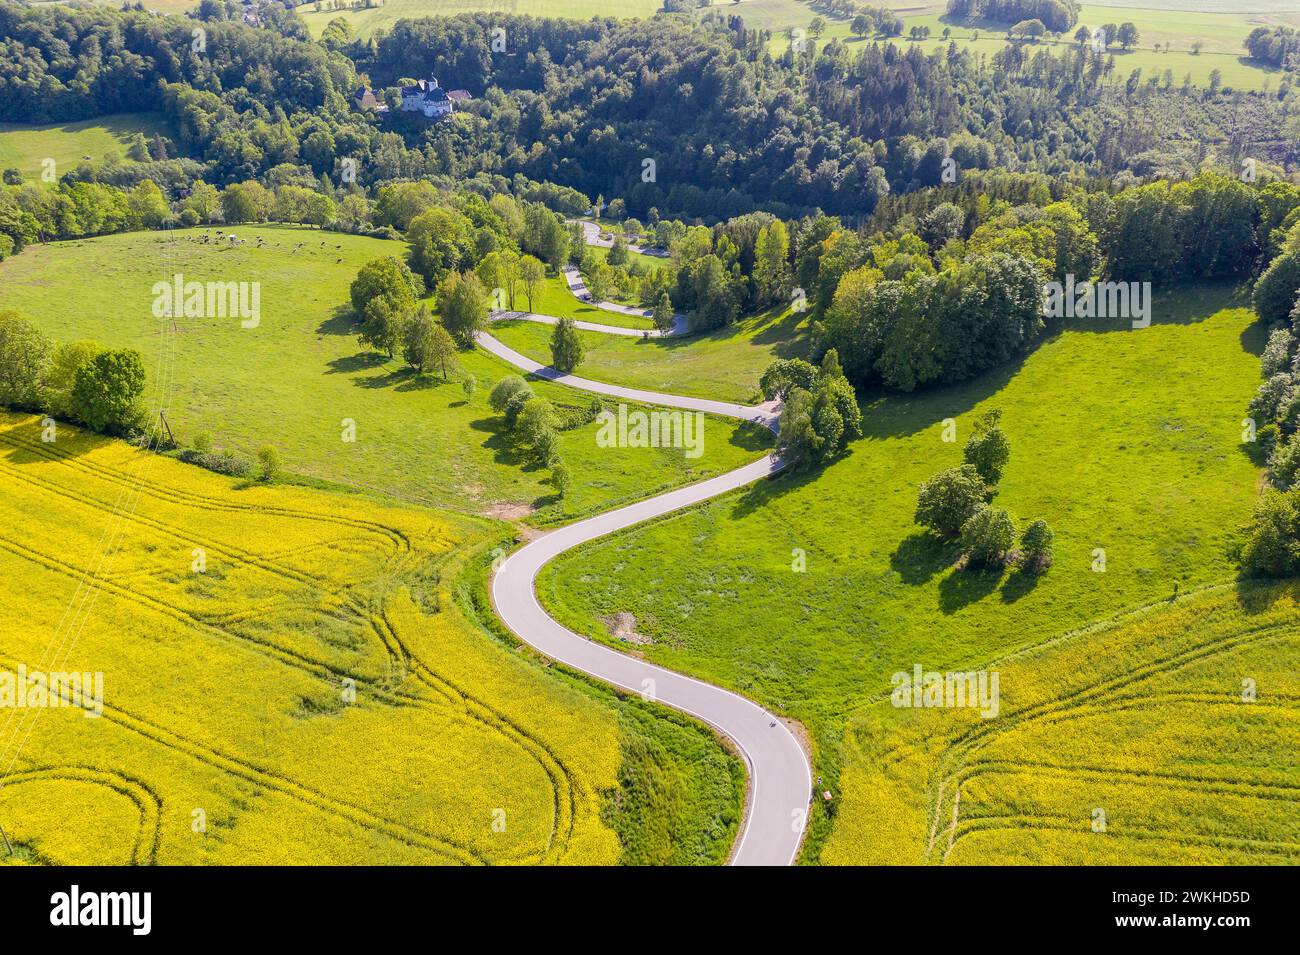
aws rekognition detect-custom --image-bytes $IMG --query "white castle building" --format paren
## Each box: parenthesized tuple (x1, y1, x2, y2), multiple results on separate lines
(399, 75, 453, 120)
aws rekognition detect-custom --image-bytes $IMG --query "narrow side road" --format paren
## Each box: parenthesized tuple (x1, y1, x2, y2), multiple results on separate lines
(479, 324, 812, 866)
(557, 266, 689, 336)
(492, 307, 687, 339)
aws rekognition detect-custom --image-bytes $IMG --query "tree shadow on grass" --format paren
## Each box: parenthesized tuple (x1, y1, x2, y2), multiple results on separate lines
(1233, 577, 1295, 616)
(352, 365, 411, 389)
(890, 531, 956, 585)
(857, 353, 1025, 442)
(1239, 437, 1270, 468)
(729, 460, 818, 519)
(325, 352, 388, 375)
(938, 566, 1004, 614)
(852, 281, 1251, 445)
(532, 491, 561, 509)
(747, 307, 812, 359)
(1066, 281, 1247, 335)
(1000, 566, 1042, 604)
(1239, 318, 1268, 358)
(316, 304, 355, 337)
(395, 372, 454, 393)
(469, 416, 542, 471)
(728, 420, 776, 454)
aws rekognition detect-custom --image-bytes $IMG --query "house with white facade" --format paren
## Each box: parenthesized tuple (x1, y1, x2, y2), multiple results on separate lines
(399, 76, 454, 120)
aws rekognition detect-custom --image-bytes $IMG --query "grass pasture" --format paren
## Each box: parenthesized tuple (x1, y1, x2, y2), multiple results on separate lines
(761, 0, 1299, 91)
(521, 272, 655, 330)
(490, 303, 810, 405)
(0, 226, 768, 525)
(298, 0, 662, 38)
(532, 282, 1277, 862)
(0, 411, 743, 864)
(0, 114, 173, 184)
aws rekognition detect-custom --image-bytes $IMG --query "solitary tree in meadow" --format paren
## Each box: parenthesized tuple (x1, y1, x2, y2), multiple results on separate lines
(960, 507, 1016, 568)
(915, 464, 988, 538)
(550, 317, 584, 373)
(1019, 520, 1055, 571)
(519, 255, 545, 312)
(438, 271, 489, 348)
(652, 292, 675, 333)
(404, 309, 458, 379)
(963, 409, 1011, 484)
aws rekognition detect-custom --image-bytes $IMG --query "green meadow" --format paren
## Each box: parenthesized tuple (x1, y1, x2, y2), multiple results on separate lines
(299, 0, 662, 38)
(762, 0, 1299, 91)
(0, 226, 767, 524)
(519, 273, 653, 330)
(490, 303, 810, 405)
(0, 114, 173, 184)
(532, 282, 1270, 861)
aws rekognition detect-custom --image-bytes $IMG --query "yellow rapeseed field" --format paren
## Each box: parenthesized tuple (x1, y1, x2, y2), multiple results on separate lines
(824, 584, 1300, 865)
(0, 412, 621, 864)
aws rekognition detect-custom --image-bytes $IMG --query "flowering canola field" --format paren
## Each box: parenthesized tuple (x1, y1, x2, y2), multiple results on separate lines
(824, 584, 1300, 864)
(0, 412, 622, 864)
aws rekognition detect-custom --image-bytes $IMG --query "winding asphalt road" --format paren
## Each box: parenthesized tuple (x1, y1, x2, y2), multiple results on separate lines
(556, 266, 690, 337)
(570, 219, 669, 258)
(493, 306, 687, 339)
(480, 303, 812, 865)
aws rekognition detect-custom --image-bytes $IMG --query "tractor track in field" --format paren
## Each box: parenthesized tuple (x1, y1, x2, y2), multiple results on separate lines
(0, 643, 486, 865)
(0, 530, 583, 863)
(0, 765, 162, 865)
(6, 418, 590, 861)
(0, 427, 414, 556)
(920, 604, 1300, 863)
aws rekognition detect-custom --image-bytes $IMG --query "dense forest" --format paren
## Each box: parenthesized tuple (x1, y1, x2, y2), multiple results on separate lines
(1, 4, 1296, 224)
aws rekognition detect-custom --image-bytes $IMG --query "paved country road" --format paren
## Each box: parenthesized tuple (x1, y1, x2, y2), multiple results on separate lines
(479, 322, 813, 866)
(557, 266, 690, 336)
(570, 218, 670, 257)
(492, 307, 687, 339)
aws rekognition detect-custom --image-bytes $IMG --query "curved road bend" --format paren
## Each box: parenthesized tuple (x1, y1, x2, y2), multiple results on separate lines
(479, 326, 813, 865)
(493, 308, 688, 339)
(558, 266, 690, 336)
(569, 219, 668, 258)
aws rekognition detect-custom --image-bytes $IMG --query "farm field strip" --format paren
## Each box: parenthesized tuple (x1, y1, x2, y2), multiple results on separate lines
(0, 411, 625, 864)
(832, 584, 1300, 865)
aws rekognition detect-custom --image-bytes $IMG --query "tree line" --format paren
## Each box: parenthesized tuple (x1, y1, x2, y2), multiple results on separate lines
(5, 3, 1293, 229)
